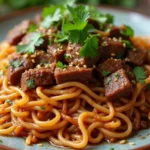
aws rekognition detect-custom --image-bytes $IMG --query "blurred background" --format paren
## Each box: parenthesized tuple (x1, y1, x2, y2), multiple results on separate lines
(0, 0, 150, 17)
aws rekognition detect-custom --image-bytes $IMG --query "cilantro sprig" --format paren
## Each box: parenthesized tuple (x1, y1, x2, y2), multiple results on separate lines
(17, 32, 44, 54)
(26, 78, 35, 89)
(133, 67, 147, 84)
(102, 70, 110, 77)
(56, 61, 67, 69)
(10, 60, 23, 68)
(121, 25, 134, 37)
(122, 40, 134, 49)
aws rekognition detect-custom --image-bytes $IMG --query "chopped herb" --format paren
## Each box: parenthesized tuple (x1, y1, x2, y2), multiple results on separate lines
(102, 70, 110, 77)
(133, 67, 147, 84)
(39, 60, 49, 66)
(6, 99, 13, 105)
(56, 61, 67, 69)
(41, 8, 61, 29)
(147, 84, 150, 90)
(122, 40, 134, 49)
(79, 35, 99, 58)
(120, 25, 134, 37)
(27, 24, 38, 32)
(114, 72, 120, 79)
(40, 106, 45, 110)
(26, 78, 35, 89)
(17, 32, 44, 54)
(0, 139, 3, 143)
(0, 70, 4, 77)
(64, 53, 70, 59)
(110, 148, 115, 150)
(106, 77, 112, 85)
(9, 60, 23, 68)
(49, 39, 53, 45)
(5, 65, 9, 69)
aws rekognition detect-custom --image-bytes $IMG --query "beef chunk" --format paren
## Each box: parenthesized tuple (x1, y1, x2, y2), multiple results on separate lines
(126, 47, 147, 66)
(6, 20, 31, 45)
(22, 32, 49, 50)
(65, 43, 102, 67)
(109, 27, 129, 40)
(101, 37, 125, 60)
(97, 58, 124, 76)
(8, 54, 33, 85)
(54, 66, 92, 84)
(104, 69, 133, 101)
(21, 67, 53, 91)
(47, 44, 66, 62)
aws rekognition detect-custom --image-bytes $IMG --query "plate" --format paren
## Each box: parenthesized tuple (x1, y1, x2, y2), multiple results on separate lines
(0, 6, 150, 150)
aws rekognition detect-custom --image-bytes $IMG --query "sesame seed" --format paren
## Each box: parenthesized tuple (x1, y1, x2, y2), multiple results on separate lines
(120, 140, 127, 144)
(111, 53, 116, 56)
(32, 59, 35, 63)
(37, 143, 43, 147)
(76, 65, 80, 69)
(114, 78, 118, 82)
(75, 52, 79, 55)
(147, 133, 150, 136)
(122, 83, 125, 87)
(125, 58, 130, 62)
(92, 65, 96, 68)
(123, 43, 126, 48)
(113, 37, 117, 41)
(37, 65, 41, 68)
(68, 47, 72, 50)
(129, 142, 135, 146)
(140, 136, 146, 139)
(133, 48, 136, 51)
(23, 54, 28, 58)
(83, 65, 87, 68)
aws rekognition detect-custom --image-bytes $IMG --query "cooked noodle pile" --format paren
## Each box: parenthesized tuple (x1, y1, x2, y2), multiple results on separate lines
(0, 37, 150, 149)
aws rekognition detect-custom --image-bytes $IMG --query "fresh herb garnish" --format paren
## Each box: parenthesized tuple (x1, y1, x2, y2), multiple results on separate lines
(56, 61, 67, 69)
(102, 70, 110, 77)
(120, 25, 134, 37)
(147, 84, 150, 90)
(39, 60, 49, 66)
(122, 40, 134, 49)
(80, 35, 99, 58)
(6, 99, 13, 105)
(0, 70, 4, 77)
(26, 78, 35, 89)
(10, 60, 23, 68)
(106, 77, 112, 85)
(0, 139, 3, 143)
(40, 106, 45, 110)
(27, 24, 38, 32)
(114, 72, 120, 79)
(64, 53, 71, 59)
(5, 65, 9, 69)
(110, 148, 115, 150)
(17, 32, 44, 54)
(133, 67, 147, 84)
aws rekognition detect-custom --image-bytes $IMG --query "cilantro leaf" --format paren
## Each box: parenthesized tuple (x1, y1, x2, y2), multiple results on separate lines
(122, 40, 134, 49)
(0, 139, 3, 143)
(64, 53, 71, 59)
(27, 24, 37, 32)
(147, 84, 150, 90)
(10, 60, 23, 68)
(106, 77, 112, 85)
(6, 99, 13, 105)
(42, 5, 57, 18)
(26, 78, 35, 89)
(102, 70, 110, 77)
(17, 32, 44, 54)
(121, 25, 134, 37)
(41, 8, 61, 29)
(80, 36, 99, 58)
(0, 70, 4, 77)
(56, 61, 67, 69)
(133, 67, 146, 84)
(5, 65, 9, 69)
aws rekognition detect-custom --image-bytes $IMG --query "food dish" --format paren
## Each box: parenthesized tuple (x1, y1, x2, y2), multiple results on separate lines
(0, 2, 150, 150)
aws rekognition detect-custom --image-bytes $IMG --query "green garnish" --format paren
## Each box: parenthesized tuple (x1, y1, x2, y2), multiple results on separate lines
(120, 25, 134, 37)
(147, 84, 150, 90)
(79, 35, 99, 58)
(6, 99, 13, 105)
(133, 67, 147, 84)
(122, 40, 134, 49)
(64, 53, 71, 59)
(39, 60, 49, 66)
(40, 106, 45, 110)
(106, 77, 112, 85)
(9, 60, 23, 68)
(27, 24, 38, 32)
(56, 61, 67, 69)
(102, 70, 110, 77)
(114, 72, 120, 79)
(0, 139, 3, 143)
(5, 65, 9, 69)
(17, 32, 44, 54)
(110, 148, 115, 150)
(26, 78, 35, 89)
(0, 70, 4, 77)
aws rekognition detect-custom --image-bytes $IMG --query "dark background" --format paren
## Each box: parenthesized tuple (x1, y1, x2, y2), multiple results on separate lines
(0, 0, 150, 16)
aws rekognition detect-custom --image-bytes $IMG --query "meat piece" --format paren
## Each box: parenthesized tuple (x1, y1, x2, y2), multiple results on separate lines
(54, 66, 92, 84)
(22, 32, 49, 50)
(47, 43, 66, 62)
(97, 58, 124, 76)
(101, 37, 125, 60)
(21, 67, 54, 91)
(65, 43, 102, 67)
(8, 54, 33, 85)
(6, 20, 31, 45)
(126, 47, 147, 66)
(109, 27, 129, 40)
(104, 69, 133, 101)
